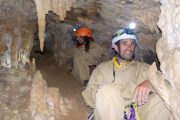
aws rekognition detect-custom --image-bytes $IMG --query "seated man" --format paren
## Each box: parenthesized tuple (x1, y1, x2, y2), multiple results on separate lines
(82, 27, 171, 120)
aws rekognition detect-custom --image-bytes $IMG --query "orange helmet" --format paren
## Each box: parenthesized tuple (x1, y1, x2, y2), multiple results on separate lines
(75, 27, 92, 37)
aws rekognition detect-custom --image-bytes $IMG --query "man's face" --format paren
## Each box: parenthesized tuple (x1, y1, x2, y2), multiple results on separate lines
(115, 39, 136, 61)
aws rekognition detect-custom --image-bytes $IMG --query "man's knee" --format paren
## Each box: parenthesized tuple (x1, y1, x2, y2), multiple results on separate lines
(96, 84, 121, 98)
(94, 84, 125, 120)
(96, 84, 124, 105)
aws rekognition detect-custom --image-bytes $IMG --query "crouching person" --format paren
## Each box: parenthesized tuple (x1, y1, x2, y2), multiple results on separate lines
(82, 27, 171, 120)
(59, 26, 109, 87)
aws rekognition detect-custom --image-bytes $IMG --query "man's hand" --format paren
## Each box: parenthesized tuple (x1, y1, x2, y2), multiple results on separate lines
(133, 80, 153, 106)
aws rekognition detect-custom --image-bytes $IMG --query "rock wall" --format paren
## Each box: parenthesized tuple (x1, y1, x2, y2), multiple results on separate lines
(0, 18, 34, 69)
(0, 0, 36, 69)
(0, 68, 32, 120)
(148, 0, 180, 119)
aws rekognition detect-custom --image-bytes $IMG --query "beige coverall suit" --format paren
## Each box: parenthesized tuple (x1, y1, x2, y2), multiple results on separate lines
(60, 41, 109, 82)
(82, 59, 171, 120)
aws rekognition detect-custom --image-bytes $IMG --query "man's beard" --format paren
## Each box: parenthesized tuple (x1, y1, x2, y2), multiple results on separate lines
(117, 49, 134, 61)
(118, 53, 134, 61)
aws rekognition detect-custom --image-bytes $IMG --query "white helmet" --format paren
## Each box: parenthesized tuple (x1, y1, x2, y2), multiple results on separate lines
(112, 28, 137, 48)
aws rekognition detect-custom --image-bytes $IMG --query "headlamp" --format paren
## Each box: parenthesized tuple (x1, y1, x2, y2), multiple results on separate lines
(112, 27, 136, 39)
(128, 22, 136, 29)
(112, 22, 136, 39)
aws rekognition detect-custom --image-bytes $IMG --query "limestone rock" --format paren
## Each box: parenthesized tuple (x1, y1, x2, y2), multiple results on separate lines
(29, 71, 49, 120)
(0, 68, 32, 120)
(29, 71, 62, 120)
(47, 87, 61, 120)
(148, 0, 180, 119)
(0, 18, 34, 68)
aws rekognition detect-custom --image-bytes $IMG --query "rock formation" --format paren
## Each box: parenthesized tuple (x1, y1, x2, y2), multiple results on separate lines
(148, 0, 180, 119)
(0, 0, 36, 69)
(29, 71, 62, 120)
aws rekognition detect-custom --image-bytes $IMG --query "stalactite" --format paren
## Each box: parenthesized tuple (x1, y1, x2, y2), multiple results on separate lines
(148, 0, 180, 119)
(33, 0, 76, 51)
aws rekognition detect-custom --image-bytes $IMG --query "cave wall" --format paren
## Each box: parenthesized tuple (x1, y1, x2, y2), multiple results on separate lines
(148, 0, 180, 119)
(0, 0, 37, 119)
(0, 0, 36, 69)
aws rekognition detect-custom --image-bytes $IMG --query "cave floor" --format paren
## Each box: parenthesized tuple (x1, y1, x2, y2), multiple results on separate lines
(35, 54, 91, 120)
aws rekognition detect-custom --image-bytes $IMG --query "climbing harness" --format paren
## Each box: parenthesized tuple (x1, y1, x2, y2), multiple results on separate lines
(124, 102, 140, 120)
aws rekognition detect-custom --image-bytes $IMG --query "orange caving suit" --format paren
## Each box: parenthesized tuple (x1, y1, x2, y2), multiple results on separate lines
(82, 59, 171, 120)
